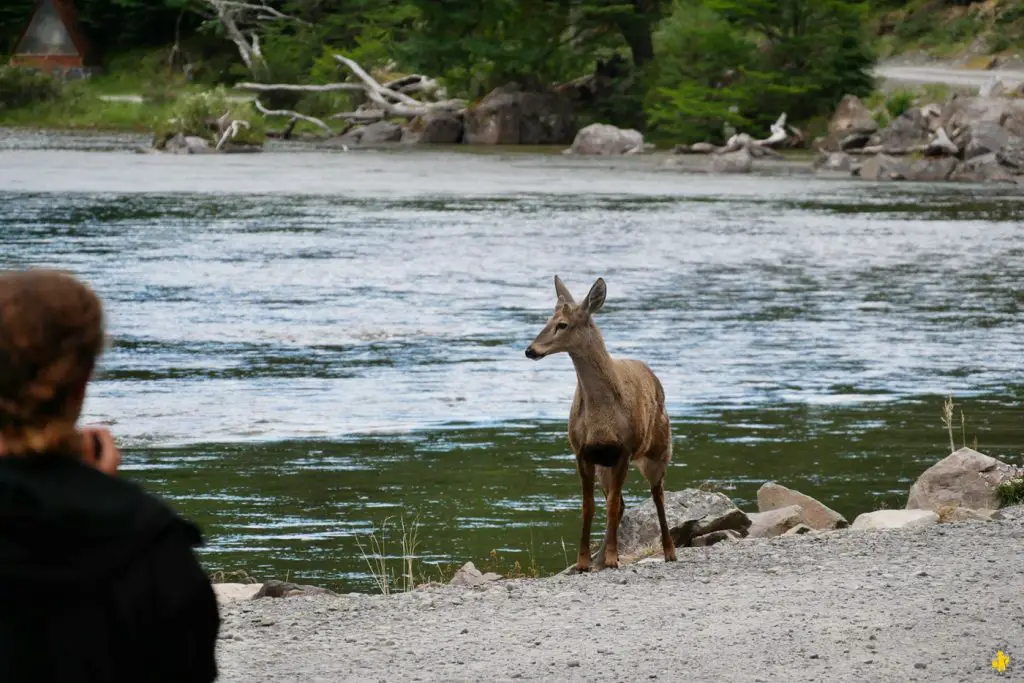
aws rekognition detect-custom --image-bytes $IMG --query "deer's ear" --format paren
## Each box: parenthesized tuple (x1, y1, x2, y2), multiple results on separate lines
(581, 278, 606, 315)
(554, 275, 575, 305)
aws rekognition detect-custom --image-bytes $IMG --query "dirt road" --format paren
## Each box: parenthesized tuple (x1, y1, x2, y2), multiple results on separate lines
(215, 507, 1024, 682)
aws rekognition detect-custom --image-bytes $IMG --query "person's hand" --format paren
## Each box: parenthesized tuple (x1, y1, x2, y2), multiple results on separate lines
(79, 427, 121, 476)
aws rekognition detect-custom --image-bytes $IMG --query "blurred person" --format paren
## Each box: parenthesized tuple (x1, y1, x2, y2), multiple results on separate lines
(0, 269, 220, 683)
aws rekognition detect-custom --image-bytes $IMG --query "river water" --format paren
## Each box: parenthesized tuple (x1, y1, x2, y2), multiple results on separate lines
(2, 132, 1023, 591)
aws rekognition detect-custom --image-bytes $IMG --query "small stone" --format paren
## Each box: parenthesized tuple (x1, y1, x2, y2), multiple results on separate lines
(915, 570, 928, 577)
(767, 566, 782, 574)
(914, 663, 927, 670)
(460, 628, 469, 635)
(568, 661, 581, 668)
(809, 654, 820, 659)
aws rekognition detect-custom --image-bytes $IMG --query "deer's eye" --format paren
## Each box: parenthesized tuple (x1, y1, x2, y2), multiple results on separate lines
(556, 322, 568, 331)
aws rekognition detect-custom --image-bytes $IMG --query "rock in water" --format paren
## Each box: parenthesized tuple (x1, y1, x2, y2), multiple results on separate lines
(402, 111, 464, 144)
(340, 120, 403, 145)
(449, 561, 502, 587)
(710, 147, 753, 174)
(463, 84, 575, 145)
(757, 482, 848, 530)
(906, 447, 1020, 512)
(615, 489, 751, 558)
(851, 509, 939, 530)
(747, 505, 803, 538)
(567, 123, 644, 155)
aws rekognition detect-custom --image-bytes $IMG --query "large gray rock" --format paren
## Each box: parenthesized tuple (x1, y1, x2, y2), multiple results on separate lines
(449, 561, 502, 587)
(341, 120, 403, 145)
(878, 107, 931, 152)
(830, 94, 878, 136)
(402, 111, 464, 144)
(711, 147, 753, 174)
(464, 84, 576, 145)
(996, 139, 1024, 170)
(757, 482, 848, 530)
(963, 121, 1013, 160)
(853, 154, 909, 181)
(614, 489, 751, 559)
(951, 153, 1018, 184)
(814, 151, 854, 172)
(747, 505, 803, 538)
(567, 123, 643, 155)
(906, 447, 1021, 512)
(906, 156, 958, 182)
(851, 509, 939, 531)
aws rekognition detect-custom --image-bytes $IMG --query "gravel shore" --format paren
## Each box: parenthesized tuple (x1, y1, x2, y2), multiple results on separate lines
(216, 506, 1024, 682)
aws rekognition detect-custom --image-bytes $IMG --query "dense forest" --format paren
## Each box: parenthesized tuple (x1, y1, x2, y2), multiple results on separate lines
(1, 0, 1021, 142)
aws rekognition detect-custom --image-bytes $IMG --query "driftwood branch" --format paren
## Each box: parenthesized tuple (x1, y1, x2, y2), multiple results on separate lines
(678, 112, 788, 156)
(237, 82, 365, 93)
(216, 119, 250, 150)
(254, 99, 333, 136)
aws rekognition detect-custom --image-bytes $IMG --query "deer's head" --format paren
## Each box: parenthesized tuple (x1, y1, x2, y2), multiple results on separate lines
(525, 275, 606, 360)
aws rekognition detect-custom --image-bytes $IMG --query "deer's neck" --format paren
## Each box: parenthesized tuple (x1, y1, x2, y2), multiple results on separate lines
(568, 325, 620, 404)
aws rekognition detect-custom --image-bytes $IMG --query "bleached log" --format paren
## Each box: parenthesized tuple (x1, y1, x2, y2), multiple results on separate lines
(754, 112, 788, 147)
(925, 127, 958, 156)
(236, 82, 365, 93)
(332, 54, 466, 117)
(216, 120, 251, 150)
(328, 110, 387, 122)
(254, 99, 333, 136)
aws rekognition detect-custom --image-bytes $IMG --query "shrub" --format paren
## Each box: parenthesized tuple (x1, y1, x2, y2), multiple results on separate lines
(0, 66, 62, 110)
(885, 89, 915, 118)
(154, 87, 266, 147)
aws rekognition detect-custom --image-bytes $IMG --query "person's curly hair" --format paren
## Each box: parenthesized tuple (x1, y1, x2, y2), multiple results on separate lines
(0, 269, 105, 453)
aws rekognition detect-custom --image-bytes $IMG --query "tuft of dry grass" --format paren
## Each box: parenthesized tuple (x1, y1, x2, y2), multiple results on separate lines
(208, 569, 259, 584)
(354, 515, 422, 595)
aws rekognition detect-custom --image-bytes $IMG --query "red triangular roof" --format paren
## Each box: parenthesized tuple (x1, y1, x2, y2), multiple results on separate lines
(13, 0, 91, 60)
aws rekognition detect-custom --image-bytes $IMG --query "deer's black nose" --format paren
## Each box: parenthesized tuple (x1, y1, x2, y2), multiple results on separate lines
(525, 347, 540, 360)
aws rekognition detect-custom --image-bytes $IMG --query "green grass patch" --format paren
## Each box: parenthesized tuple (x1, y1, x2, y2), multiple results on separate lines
(0, 84, 173, 132)
(997, 478, 1024, 508)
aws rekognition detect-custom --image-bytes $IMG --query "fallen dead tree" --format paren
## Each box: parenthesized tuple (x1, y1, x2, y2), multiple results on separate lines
(233, 54, 465, 138)
(674, 113, 791, 157)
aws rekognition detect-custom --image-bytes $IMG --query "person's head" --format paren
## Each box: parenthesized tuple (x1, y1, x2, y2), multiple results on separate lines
(0, 270, 104, 455)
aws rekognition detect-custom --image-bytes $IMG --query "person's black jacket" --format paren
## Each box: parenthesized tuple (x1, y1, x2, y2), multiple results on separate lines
(0, 453, 220, 682)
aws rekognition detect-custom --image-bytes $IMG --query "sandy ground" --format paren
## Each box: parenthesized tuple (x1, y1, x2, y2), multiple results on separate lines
(214, 506, 1024, 682)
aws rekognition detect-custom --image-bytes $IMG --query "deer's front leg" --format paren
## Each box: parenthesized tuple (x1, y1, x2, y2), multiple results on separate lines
(576, 459, 596, 572)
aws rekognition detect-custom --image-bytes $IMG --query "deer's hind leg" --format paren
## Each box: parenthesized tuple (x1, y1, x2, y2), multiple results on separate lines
(638, 451, 677, 563)
(595, 456, 630, 570)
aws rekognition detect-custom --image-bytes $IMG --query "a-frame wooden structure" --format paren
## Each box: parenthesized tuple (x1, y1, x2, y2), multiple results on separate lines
(9, 0, 91, 73)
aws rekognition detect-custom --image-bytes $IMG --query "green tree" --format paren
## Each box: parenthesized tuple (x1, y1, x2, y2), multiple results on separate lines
(706, 0, 875, 120)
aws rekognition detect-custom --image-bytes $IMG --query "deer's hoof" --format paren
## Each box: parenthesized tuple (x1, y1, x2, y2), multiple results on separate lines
(665, 549, 678, 562)
(574, 564, 591, 574)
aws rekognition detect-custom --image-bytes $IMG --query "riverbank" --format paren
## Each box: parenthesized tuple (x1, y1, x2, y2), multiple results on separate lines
(214, 505, 1024, 682)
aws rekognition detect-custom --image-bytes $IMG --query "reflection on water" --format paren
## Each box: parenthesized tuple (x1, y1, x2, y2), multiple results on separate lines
(3, 141, 1023, 591)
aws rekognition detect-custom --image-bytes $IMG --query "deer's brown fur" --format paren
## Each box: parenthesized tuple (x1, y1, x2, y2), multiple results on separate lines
(526, 275, 676, 571)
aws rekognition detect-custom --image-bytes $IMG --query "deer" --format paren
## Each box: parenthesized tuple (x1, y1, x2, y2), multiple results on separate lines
(525, 275, 676, 572)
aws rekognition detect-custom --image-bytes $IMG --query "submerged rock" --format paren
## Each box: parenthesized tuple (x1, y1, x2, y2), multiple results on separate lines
(567, 123, 644, 155)
(710, 147, 753, 174)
